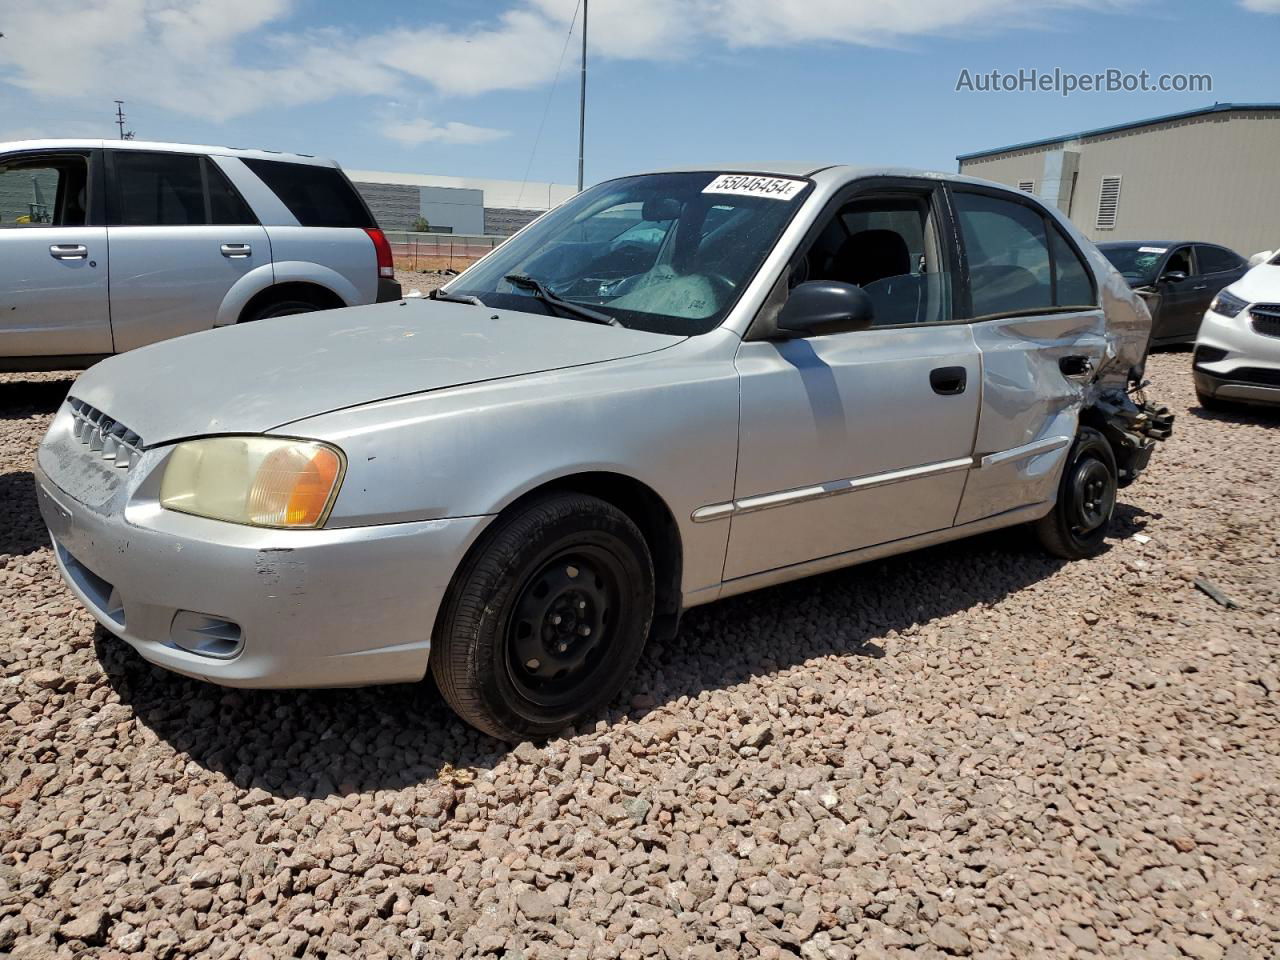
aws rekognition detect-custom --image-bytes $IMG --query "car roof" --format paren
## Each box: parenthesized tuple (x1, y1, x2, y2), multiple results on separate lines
(0, 139, 340, 168)
(614, 163, 1040, 194)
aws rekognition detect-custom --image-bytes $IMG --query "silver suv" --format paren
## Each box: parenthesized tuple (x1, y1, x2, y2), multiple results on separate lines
(0, 139, 402, 371)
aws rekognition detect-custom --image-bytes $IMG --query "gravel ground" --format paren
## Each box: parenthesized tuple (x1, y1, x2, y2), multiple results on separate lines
(1, 351, 1278, 959)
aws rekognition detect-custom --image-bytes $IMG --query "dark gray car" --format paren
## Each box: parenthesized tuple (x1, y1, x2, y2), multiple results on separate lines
(1099, 240, 1248, 345)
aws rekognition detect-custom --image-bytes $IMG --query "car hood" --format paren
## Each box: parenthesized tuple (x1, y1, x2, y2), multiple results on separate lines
(69, 299, 684, 446)
(1228, 262, 1280, 304)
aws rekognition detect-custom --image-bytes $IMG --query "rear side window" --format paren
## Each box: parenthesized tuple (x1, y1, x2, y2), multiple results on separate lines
(206, 161, 257, 225)
(242, 158, 372, 228)
(1048, 225, 1096, 307)
(112, 152, 258, 227)
(1196, 244, 1243, 275)
(115, 152, 206, 226)
(953, 191, 1096, 316)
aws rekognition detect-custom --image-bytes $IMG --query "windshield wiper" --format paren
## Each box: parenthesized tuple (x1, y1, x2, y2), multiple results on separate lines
(504, 274, 620, 326)
(429, 288, 486, 306)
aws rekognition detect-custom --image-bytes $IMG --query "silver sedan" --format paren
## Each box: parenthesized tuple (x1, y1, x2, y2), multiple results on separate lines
(35, 165, 1172, 741)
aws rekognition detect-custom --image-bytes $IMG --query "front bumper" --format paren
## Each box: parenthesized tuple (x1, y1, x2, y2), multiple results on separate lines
(34, 458, 489, 689)
(1194, 306, 1280, 407)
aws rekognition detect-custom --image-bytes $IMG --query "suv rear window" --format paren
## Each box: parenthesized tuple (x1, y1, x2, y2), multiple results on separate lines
(242, 159, 372, 228)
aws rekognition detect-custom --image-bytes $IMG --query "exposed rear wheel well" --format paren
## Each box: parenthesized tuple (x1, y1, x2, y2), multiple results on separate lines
(494, 473, 684, 642)
(238, 282, 345, 323)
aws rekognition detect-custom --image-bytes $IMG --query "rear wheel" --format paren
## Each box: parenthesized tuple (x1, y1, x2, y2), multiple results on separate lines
(1035, 427, 1117, 560)
(432, 493, 654, 742)
(241, 299, 319, 322)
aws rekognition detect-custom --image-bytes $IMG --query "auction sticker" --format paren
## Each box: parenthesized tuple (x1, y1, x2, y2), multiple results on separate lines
(703, 174, 807, 201)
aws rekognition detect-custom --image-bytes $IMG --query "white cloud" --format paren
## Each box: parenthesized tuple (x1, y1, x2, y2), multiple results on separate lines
(381, 119, 510, 146)
(0, 0, 392, 122)
(1240, 0, 1280, 11)
(0, 0, 1145, 132)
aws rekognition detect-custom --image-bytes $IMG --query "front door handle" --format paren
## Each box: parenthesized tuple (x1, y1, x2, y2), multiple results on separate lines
(1193, 284, 1208, 291)
(220, 243, 252, 258)
(930, 366, 967, 396)
(50, 244, 88, 260)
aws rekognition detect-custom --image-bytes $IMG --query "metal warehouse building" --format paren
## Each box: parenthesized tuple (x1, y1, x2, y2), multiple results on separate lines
(957, 102, 1280, 257)
(347, 169, 577, 237)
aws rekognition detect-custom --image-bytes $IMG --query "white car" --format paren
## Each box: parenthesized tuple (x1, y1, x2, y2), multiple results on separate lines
(1194, 252, 1280, 409)
(0, 139, 401, 371)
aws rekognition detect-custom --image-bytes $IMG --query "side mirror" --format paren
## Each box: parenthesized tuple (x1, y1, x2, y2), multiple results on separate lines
(1160, 270, 1189, 284)
(775, 281, 874, 337)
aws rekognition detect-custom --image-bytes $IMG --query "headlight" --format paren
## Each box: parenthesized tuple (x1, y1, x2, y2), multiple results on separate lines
(159, 437, 344, 528)
(1209, 289, 1248, 319)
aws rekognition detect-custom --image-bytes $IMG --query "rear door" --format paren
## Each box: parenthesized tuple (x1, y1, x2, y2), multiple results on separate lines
(0, 148, 113, 359)
(1194, 244, 1249, 319)
(947, 186, 1106, 525)
(105, 150, 270, 352)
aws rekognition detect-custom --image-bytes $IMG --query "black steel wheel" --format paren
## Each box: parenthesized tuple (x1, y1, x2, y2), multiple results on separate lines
(1034, 427, 1118, 560)
(432, 493, 654, 742)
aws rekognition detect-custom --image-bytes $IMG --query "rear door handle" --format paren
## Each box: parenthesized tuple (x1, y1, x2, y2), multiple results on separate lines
(220, 243, 252, 258)
(1193, 284, 1208, 291)
(50, 244, 88, 260)
(929, 366, 967, 396)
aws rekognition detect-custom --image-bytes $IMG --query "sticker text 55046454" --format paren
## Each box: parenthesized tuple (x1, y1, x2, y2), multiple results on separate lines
(702, 174, 807, 201)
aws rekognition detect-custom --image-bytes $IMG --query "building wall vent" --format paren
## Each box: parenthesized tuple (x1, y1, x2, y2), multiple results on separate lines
(1017, 180, 1035, 193)
(1096, 176, 1122, 230)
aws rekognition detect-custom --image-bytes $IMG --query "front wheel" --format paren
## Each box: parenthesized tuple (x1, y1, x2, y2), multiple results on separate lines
(1034, 427, 1118, 560)
(431, 493, 654, 742)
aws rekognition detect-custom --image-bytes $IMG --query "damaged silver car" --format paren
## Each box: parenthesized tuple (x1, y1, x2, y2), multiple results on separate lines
(35, 165, 1172, 741)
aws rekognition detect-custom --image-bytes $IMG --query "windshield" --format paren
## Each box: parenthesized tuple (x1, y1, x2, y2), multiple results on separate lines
(1100, 244, 1167, 283)
(445, 172, 812, 334)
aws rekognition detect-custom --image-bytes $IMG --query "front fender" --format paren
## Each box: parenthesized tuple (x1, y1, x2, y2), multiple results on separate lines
(282, 332, 744, 599)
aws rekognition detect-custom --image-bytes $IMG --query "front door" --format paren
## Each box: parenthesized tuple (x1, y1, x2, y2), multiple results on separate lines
(0, 150, 112, 359)
(1151, 245, 1200, 343)
(725, 182, 980, 582)
(105, 150, 270, 352)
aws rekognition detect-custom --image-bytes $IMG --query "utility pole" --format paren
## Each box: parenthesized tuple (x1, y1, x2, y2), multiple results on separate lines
(576, 0, 587, 192)
(113, 101, 134, 140)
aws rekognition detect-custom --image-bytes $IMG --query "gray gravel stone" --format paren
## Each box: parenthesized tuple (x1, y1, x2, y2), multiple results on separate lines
(2, 354, 1278, 959)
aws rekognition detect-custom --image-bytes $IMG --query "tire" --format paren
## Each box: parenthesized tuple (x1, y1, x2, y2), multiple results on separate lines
(1197, 390, 1234, 413)
(431, 493, 655, 742)
(241, 299, 319, 323)
(1034, 427, 1118, 560)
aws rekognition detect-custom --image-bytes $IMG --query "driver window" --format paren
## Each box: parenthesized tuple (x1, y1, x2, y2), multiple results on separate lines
(0, 154, 90, 228)
(798, 192, 951, 326)
(1164, 247, 1192, 278)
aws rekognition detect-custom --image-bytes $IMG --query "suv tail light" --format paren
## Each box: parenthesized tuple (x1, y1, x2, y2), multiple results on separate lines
(364, 227, 395, 279)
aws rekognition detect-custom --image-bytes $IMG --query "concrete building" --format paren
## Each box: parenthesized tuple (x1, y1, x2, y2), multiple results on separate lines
(957, 103, 1280, 257)
(347, 169, 578, 237)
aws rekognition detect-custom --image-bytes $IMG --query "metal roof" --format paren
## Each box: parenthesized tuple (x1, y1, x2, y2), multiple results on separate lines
(0, 138, 337, 167)
(957, 102, 1280, 163)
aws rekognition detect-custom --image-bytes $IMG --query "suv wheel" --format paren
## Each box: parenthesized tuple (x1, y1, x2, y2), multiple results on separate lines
(432, 493, 654, 742)
(1034, 427, 1117, 560)
(242, 299, 320, 322)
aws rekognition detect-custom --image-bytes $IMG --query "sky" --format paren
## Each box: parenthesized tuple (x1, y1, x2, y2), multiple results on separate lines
(1, 0, 1278, 188)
